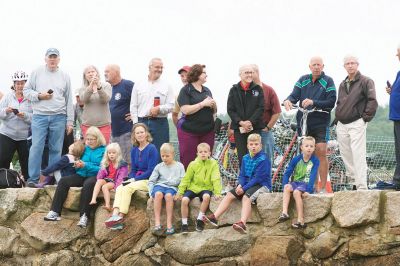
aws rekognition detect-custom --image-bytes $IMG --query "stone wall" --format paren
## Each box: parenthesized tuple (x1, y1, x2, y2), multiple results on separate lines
(1, 187, 400, 265)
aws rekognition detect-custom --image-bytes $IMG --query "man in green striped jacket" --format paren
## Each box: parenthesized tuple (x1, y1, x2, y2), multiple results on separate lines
(283, 56, 337, 194)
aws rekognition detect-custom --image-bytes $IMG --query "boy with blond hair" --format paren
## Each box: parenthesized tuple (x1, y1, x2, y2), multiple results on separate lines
(148, 143, 185, 236)
(176, 143, 221, 233)
(204, 134, 271, 234)
(278, 136, 319, 229)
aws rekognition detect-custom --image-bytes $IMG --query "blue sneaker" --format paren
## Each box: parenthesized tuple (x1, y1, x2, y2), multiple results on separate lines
(105, 215, 123, 228)
(110, 223, 124, 230)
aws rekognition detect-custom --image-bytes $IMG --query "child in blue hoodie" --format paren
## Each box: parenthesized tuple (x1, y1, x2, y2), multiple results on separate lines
(204, 133, 271, 234)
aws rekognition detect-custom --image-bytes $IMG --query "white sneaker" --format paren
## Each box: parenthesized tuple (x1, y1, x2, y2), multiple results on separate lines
(77, 213, 88, 228)
(44, 211, 61, 221)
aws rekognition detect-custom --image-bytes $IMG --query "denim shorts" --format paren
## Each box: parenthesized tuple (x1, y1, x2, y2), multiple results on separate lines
(151, 185, 177, 198)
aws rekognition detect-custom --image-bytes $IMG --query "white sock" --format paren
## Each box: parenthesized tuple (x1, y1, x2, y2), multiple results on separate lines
(182, 218, 188, 225)
(197, 212, 204, 220)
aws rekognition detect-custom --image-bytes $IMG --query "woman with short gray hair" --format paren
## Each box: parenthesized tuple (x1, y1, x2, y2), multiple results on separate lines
(79, 65, 112, 143)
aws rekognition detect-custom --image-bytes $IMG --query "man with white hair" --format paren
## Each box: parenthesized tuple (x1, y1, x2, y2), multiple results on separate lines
(227, 64, 265, 164)
(386, 46, 400, 189)
(284, 56, 336, 193)
(335, 55, 377, 190)
(130, 58, 174, 156)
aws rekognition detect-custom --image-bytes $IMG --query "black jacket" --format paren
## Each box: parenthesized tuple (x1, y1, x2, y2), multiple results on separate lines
(227, 82, 264, 130)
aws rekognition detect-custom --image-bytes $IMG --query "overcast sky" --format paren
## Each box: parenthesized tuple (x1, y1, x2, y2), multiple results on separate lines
(0, 0, 399, 113)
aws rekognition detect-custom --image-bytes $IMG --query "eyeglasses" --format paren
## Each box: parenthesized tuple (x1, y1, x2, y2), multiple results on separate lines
(243, 71, 254, 75)
(86, 138, 97, 141)
(344, 62, 358, 66)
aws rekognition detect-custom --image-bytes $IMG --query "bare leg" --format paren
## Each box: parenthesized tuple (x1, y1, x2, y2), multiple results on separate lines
(315, 143, 328, 191)
(293, 190, 304, 224)
(282, 184, 293, 214)
(181, 197, 190, 219)
(240, 195, 252, 224)
(200, 194, 211, 214)
(101, 182, 115, 210)
(165, 193, 174, 229)
(153, 192, 164, 227)
(90, 179, 106, 205)
(213, 192, 236, 219)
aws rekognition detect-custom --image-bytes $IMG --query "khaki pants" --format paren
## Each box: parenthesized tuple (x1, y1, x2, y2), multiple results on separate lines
(113, 180, 149, 214)
(337, 118, 368, 189)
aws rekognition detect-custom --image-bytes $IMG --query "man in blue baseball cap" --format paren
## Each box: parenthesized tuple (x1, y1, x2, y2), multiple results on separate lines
(23, 48, 73, 187)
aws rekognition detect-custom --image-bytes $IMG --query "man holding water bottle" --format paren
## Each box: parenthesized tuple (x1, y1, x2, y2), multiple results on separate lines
(283, 56, 336, 193)
(130, 58, 174, 157)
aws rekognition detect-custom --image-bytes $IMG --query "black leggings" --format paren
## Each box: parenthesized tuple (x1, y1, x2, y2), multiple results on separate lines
(50, 174, 97, 218)
(0, 133, 29, 179)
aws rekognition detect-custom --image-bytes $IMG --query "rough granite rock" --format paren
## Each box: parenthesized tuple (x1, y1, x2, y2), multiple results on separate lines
(111, 253, 157, 266)
(131, 229, 157, 254)
(303, 194, 332, 223)
(164, 226, 253, 265)
(0, 226, 18, 257)
(45, 186, 82, 211)
(250, 234, 305, 266)
(331, 190, 380, 228)
(307, 231, 344, 259)
(20, 212, 86, 251)
(209, 197, 261, 226)
(0, 189, 18, 223)
(256, 193, 283, 227)
(348, 237, 391, 257)
(98, 208, 149, 262)
(33, 250, 85, 266)
(385, 192, 400, 228)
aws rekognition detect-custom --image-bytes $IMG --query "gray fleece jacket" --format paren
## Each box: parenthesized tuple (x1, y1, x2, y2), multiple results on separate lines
(23, 66, 74, 125)
(78, 82, 112, 127)
(0, 92, 33, 140)
(148, 161, 185, 194)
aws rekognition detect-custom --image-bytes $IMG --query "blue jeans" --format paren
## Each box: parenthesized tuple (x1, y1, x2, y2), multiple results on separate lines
(261, 130, 275, 175)
(138, 117, 169, 161)
(28, 114, 66, 183)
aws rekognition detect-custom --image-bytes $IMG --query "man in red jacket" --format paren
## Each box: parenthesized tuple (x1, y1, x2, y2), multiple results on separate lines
(335, 55, 377, 190)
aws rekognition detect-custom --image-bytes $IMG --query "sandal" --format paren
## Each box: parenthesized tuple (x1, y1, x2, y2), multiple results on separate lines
(278, 213, 290, 222)
(152, 225, 164, 236)
(165, 227, 175, 235)
(292, 222, 307, 229)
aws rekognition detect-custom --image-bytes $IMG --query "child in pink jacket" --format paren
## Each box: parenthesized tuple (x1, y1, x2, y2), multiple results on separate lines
(90, 143, 128, 211)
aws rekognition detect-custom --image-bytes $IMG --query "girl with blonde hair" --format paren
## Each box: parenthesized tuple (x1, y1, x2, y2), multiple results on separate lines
(90, 143, 128, 211)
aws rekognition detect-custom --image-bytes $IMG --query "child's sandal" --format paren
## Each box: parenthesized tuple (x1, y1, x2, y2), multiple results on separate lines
(152, 225, 164, 236)
(278, 213, 290, 222)
(291, 222, 307, 229)
(166, 227, 175, 235)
